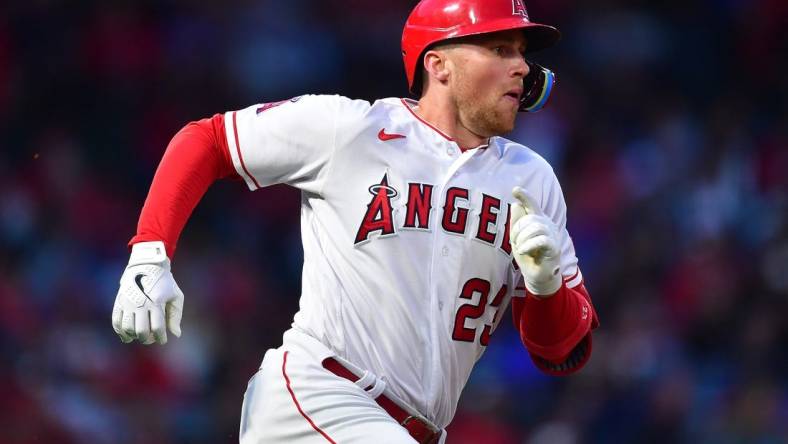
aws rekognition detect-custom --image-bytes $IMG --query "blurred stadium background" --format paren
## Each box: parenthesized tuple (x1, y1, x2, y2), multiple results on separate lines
(1, 0, 786, 442)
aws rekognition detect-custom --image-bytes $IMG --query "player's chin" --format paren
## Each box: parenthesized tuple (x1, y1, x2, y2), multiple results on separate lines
(494, 104, 518, 133)
(484, 116, 516, 137)
(497, 119, 516, 135)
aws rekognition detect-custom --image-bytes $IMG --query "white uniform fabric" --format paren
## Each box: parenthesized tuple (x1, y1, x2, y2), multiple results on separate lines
(240, 329, 428, 443)
(225, 95, 583, 430)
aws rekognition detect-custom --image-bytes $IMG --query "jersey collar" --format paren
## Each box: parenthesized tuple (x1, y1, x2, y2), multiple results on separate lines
(399, 98, 500, 156)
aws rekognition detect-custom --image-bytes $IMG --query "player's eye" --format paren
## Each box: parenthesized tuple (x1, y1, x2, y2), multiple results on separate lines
(492, 45, 524, 59)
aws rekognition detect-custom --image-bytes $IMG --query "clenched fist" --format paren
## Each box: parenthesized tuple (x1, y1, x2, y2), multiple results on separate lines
(112, 241, 184, 344)
(509, 187, 562, 297)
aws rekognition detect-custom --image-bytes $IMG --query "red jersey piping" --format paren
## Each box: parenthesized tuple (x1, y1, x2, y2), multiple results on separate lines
(399, 98, 454, 141)
(232, 111, 262, 189)
(282, 351, 337, 443)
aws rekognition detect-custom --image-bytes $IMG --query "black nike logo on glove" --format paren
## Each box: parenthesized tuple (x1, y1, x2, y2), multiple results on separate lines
(134, 274, 154, 303)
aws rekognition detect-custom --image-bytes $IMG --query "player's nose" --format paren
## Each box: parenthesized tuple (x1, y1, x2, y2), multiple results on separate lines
(512, 55, 529, 79)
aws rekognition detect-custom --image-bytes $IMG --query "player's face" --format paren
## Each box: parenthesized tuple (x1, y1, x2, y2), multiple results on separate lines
(445, 30, 529, 137)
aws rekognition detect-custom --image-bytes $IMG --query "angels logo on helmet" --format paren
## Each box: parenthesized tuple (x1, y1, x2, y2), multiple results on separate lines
(512, 0, 529, 19)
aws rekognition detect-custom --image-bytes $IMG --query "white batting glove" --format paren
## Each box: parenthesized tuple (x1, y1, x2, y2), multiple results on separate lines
(510, 187, 562, 297)
(111, 241, 184, 345)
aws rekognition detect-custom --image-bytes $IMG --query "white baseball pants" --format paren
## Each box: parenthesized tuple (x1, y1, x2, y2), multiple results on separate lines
(239, 329, 444, 443)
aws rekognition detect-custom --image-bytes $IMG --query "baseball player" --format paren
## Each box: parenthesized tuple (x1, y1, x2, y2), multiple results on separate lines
(111, 0, 599, 442)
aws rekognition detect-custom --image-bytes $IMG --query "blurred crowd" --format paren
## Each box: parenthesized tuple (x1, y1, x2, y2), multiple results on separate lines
(1, 0, 786, 443)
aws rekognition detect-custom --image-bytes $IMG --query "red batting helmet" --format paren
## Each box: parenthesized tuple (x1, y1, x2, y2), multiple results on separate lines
(402, 0, 561, 94)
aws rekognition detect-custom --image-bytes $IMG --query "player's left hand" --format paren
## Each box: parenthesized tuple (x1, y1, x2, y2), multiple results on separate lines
(510, 187, 562, 297)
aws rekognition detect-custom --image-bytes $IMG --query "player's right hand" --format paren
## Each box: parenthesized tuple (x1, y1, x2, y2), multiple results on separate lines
(111, 241, 183, 345)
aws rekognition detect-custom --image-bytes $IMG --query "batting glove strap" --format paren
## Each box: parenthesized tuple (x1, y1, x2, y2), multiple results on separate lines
(128, 241, 169, 267)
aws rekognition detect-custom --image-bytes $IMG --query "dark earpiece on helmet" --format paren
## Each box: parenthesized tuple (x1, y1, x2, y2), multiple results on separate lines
(519, 61, 555, 112)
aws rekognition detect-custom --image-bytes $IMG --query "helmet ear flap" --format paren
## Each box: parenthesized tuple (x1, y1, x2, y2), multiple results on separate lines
(519, 61, 556, 112)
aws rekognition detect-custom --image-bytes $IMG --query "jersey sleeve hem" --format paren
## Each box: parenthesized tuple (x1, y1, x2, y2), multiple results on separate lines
(225, 110, 262, 190)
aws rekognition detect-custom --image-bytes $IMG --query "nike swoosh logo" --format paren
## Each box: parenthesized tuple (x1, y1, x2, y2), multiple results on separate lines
(378, 128, 406, 141)
(134, 274, 154, 303)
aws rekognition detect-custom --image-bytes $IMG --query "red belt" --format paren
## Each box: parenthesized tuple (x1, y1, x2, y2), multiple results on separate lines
(322, 357, 441, 444)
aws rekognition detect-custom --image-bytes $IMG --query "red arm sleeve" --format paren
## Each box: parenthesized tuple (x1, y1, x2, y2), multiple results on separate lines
(511, 280, 600, 376)
(128, 113, 238, 259)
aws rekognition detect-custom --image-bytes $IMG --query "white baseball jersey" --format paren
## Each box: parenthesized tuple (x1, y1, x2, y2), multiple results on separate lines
(224, 94, 583, 428)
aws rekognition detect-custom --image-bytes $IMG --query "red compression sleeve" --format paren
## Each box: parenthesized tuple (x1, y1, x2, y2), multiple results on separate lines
(128, 114, 238, 259)
(512, 280, 599, 376)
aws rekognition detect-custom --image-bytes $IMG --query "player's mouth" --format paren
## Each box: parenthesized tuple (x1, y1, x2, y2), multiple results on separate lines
(503, 88, 523, 106)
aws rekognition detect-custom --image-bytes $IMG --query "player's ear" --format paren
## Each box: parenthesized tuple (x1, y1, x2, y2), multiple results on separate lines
(423, 49, 451, 85)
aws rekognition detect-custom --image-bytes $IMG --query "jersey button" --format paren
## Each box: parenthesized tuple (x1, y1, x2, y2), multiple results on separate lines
(446, 147, 456, 156)
(441, 246, 449, 256)
(438, 301, 444, 310)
